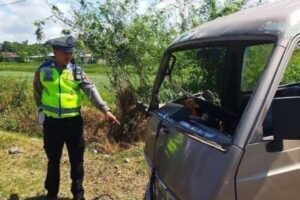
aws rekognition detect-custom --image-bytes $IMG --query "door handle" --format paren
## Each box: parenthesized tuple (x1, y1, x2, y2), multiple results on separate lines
(162, 128, 169, 134)
(161, 124, 170, 134)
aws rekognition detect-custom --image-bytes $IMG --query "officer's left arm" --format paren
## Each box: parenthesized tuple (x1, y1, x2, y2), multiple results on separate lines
(80, 70, 110, 112)
(79, 69, 120, 124)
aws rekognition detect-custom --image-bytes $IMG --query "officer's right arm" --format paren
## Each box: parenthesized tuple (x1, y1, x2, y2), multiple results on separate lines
(33, 68, 43, 108)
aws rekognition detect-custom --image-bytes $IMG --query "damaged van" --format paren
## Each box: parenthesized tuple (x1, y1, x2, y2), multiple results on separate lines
(140, 0, 300, 199)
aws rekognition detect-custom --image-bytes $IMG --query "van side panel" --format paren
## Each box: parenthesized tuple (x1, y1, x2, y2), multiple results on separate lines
(144, 116, 161, 165)
(154, 124, 243, 200)
(236, 140, 300, 200)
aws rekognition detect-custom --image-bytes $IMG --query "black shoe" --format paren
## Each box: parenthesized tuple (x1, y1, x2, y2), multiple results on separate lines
(43, 197, 58, 200)
(44, 194, 58, 200)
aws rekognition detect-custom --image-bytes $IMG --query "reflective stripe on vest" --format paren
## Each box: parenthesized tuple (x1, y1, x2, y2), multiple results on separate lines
(42, 104, 81, 114)
(40, 63, 82, 118)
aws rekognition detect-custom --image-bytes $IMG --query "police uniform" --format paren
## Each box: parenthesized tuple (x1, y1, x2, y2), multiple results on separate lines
(33, 35, 110, 200)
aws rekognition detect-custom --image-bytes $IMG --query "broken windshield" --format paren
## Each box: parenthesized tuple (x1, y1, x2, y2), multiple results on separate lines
(157, 45, 240, 134)
(159, 46, 228, 106)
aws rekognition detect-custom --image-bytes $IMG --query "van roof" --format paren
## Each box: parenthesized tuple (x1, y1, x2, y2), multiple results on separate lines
(171, 0, 300, 47)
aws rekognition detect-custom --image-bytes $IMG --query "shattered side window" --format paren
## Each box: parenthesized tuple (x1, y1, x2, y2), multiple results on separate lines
(159, 46, 228, 104)
(241, 43, 274, 92)
(280, 42, 300, 85)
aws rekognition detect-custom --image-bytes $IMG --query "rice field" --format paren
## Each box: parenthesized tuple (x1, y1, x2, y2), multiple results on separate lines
(0, 62, 115, 105)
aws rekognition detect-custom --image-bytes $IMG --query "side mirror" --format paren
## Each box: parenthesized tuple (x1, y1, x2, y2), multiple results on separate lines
(136, 101, 149, 116)
(267, 97, 300, 152)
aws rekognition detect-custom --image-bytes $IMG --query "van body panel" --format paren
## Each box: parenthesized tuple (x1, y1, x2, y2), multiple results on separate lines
(154, 144, 243, 200)
(144, 116, 161, 165)
(236, 140, 300, 200)
(144, 104, 188, 165)
(146, 104, 243, 200)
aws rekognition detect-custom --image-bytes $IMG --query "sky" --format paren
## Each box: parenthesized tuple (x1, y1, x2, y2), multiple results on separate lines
(0, 0, 72, 44)
(0, 0, 278, 44)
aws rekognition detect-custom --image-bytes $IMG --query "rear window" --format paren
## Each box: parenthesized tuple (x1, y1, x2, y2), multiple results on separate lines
(241, 43, 274, 92)
(280, 42, 300, 85)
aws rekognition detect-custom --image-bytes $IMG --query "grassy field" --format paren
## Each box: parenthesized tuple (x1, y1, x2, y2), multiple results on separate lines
(0, 62, 111, 74)
(0, 62, 115, 105)
(0, 131, 148, 200)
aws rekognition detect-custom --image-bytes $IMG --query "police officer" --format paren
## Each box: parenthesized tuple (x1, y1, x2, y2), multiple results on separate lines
(33, 35, 120, 200)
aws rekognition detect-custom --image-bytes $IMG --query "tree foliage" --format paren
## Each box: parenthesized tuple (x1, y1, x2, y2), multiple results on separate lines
(150, 0, 245, 33)
(74, 0, 175, 141)
(0, 41, 51, 62)
(33, 20, 45, 43)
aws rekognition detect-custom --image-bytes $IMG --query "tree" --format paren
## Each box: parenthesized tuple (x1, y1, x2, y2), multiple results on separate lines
(2, 41, 13, 52)
(150, 0, 203, 32)
(74, 0, 175, 141)
(61, 29, 71, 35)
(202, 0, 245, 21)
(34, 20, 45, 43)
(151, 0, 246, 33)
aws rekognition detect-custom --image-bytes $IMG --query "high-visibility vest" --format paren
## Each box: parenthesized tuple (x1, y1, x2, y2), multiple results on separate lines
(39, 61, 82, 118)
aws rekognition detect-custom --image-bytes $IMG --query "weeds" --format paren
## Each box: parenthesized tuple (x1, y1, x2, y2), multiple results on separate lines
(0, 77, 146, 154)
(0, 78, 40, 135)
(108, 82, 147, 144)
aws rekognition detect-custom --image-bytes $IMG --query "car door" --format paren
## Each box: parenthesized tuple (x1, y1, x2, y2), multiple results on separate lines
(236, 139, 300, 200)
(236, 39, 300, 200)
(150, 103, 243, 200)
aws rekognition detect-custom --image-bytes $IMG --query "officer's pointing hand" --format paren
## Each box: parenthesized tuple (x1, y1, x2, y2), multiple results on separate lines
(105, 111, 120, 125)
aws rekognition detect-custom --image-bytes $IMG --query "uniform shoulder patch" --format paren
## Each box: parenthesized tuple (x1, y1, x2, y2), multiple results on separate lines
(42, 67, 54, 81)
(39, 61, 54, 69)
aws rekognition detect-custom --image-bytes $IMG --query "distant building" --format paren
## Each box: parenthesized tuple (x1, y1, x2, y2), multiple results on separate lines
(48, 52, 54, 57)
(80, 52, 93, 64)
(1, 52, 20, 62)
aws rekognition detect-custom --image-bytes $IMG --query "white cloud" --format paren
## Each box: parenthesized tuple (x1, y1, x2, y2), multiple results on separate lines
(0, 0, 67, 44)
(1, 0, 276, 44)
(138, 1, 149, 14)
(0, 0, 152, 44)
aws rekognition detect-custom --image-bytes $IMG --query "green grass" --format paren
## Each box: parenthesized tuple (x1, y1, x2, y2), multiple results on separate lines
(0, 131, 147, 199)
(81, 63, 112, 74)
(0, 62, 116, 105)
(0, 62, 39, 72)
(0, 62, 111, 74)
(0, 70, 33, 79)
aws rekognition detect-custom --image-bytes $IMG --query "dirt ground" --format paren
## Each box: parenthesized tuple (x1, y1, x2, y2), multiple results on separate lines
(0, 131, 148, 200)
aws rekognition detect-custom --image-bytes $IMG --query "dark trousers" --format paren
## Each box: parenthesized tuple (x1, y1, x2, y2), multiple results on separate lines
(43, 115, 85, 198)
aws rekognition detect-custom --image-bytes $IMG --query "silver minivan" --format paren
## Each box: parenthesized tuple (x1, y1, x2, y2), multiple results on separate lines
(141, 0, 300, 199)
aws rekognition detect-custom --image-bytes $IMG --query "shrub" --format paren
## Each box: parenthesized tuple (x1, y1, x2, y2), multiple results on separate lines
(0, 77, 145, 153)
(108, 82, 147, 144)
(0, 78, 41, 135)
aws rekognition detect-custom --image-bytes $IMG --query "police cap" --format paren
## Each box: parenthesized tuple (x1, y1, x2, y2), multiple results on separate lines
(46, 35, 76, 52)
